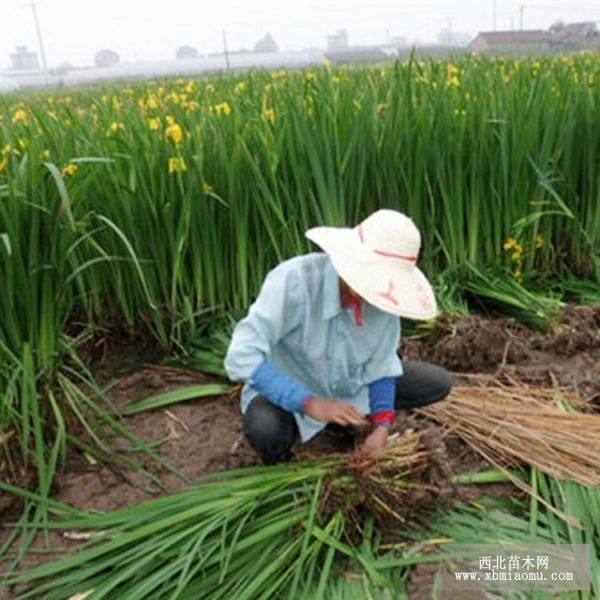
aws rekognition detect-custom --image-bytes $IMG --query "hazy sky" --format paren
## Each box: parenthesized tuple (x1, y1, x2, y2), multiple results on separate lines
(1, 0, 599, 69)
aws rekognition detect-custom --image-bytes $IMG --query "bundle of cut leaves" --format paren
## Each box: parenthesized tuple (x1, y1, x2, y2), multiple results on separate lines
(4, 431, 430, 600)
(421, 384, 600, 487)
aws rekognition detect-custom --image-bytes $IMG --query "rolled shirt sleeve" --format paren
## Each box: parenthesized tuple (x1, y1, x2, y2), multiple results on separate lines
(248, 362, 312, 413)
(368, 377, 396, 427)
(364, 318, 402, 426)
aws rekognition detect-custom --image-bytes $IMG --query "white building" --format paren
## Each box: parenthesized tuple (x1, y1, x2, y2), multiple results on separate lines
(327, 30, 349, 51)
(10, 46, 40, 71)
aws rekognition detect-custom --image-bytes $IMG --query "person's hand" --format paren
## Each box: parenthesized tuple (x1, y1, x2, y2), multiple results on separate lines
(360, 426, 389, 454)
(305, 397, 366, 426)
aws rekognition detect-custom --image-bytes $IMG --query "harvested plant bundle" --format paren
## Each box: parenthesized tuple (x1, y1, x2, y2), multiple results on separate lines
(6, 432, 428, 599)
(421, 385, 600, 486)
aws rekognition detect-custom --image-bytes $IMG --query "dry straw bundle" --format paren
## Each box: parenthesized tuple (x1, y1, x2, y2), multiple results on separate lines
(421, 385, 600, 487)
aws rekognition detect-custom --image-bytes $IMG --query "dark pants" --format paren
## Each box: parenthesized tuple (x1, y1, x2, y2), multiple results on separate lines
(243, 360, 452, 465)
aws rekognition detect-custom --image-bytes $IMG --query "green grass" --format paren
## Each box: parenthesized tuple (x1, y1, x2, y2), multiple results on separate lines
(122, 383, 231, 415)
(3, 442, 435, 599)
(6, 461, 599, 598)
(421, 480, 600, 599)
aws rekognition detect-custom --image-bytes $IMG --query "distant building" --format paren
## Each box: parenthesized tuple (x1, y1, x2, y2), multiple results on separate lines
(10, 46, 40, 71)
(550, 21, 599, 48)
(437, 28, 471, 47)
(327, 29, 349, 51)
(469, 30, 550, 52)
(176, 45, 199, 60)
(324, 46, 387, 66)
(254, 33, 278, 53)
(437, 28, 453, 45)
(390, 35, 408, 47)
(94, 49, 120, 68)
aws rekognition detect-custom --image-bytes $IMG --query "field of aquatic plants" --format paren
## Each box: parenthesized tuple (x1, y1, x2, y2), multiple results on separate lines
(0, 54, 599, 597)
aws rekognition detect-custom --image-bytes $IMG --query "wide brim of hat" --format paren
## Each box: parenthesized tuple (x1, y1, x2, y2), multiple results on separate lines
(306, 226, 438, 321)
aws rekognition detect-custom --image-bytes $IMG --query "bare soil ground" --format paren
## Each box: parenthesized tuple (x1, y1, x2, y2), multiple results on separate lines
(0, 306, 598, 597)
(404, 305, 600, 399)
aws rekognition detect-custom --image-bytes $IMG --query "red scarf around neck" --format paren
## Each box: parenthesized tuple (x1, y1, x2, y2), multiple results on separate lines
(346, 294, 363, 326)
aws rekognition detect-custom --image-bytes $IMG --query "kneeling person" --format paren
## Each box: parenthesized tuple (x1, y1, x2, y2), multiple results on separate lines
(224, 209, 452, 464)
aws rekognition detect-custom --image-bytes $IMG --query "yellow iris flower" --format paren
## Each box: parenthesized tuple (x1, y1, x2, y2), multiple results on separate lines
(12, 109, 27, 124)
(107, 122, 125, 136)
(262, 108, 276, 124)
(62, 164, 78, 177)
(165, 117, 184, 144)
(168, 157, 187, 174)
(214, 103, 232, 116)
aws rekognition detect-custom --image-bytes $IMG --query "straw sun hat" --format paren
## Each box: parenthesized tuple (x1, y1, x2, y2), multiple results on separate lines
(306, 209, 437, 321)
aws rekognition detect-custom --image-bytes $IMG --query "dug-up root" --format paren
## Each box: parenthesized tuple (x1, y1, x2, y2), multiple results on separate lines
(320, 430, 436, 527)
(421, 385, 600, 487)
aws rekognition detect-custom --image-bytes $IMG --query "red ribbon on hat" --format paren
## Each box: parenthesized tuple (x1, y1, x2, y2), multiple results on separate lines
(358, 225, 418, 263)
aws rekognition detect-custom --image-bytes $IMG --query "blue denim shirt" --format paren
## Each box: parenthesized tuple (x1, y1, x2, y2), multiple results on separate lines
(224, 253, 403, 441)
